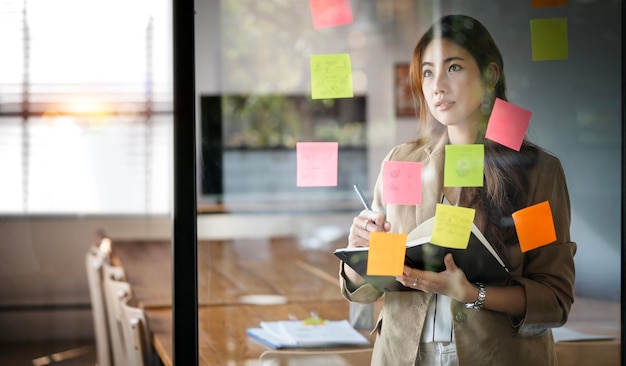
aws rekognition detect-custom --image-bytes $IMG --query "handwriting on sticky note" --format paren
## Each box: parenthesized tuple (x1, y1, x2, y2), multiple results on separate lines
(444, 144, 484, 187)
(512, 201, 557, 252)
(430, 204, 475, 249)
(367, 232, 407, 276)
(309, 0, 354, 29)
(486, 99, 532, 151)
(530, 18, 568, 61)
(296, 142, 338, 187)
(532, 0, 568, 8)
(382, 161, 422, 205)
(310, 54, 354, 100)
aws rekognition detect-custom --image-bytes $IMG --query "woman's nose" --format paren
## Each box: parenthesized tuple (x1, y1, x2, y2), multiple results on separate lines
(433, 72, 447, 95)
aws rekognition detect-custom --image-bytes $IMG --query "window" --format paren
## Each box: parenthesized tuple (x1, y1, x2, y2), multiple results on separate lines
(0, 0, 173, 215)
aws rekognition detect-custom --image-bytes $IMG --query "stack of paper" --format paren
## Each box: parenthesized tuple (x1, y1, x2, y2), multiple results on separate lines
(552, 326, 615, 342)
(247, 319, 370, 349)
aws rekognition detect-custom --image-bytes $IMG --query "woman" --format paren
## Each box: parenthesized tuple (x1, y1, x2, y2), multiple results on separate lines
(340, 15, 576, 365)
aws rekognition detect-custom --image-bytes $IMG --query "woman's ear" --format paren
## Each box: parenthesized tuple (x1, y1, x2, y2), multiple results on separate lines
(484, 62, 500, 87)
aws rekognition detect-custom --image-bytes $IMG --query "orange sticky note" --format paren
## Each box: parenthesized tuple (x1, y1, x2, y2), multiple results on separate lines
(296, 142, 338, 187)
(485, 99, 532, 151)
(532, 0, 568, 8)
(309, 0, 354, 29)
(382, 161, 422, 205)
(367, 232, 407, 276)
(512, 201, 557, 252)
(430, 204, 475, 249)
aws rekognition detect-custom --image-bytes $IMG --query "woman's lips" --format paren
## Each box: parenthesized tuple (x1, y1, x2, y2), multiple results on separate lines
(435, 100, 455, 111)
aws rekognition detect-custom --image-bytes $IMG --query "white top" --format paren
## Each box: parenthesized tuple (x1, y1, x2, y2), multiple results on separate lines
(420, 293, 454, 342)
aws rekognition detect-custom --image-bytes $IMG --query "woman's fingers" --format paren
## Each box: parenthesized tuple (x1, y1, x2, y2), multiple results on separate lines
(348, 210, 391, 249)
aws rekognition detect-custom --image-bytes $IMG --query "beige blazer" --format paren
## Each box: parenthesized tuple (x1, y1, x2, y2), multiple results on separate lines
(340, 134, 576, 366)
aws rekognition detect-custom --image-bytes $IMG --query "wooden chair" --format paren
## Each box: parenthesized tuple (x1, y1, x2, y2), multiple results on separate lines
(259, 348, 373, 366)
(102, 262, 128, 366)
(85, 238, 113, 366)
(119, 295, 153, 366)
(103, 266, 154, 366)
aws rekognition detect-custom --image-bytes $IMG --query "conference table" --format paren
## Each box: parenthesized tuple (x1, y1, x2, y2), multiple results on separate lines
(112, 237, 345, 308)
(112, 238, 621, 366)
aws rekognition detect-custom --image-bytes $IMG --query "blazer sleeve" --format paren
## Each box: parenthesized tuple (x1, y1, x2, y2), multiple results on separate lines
(510, 154, 577, 336)
(339, 262, 383, 304)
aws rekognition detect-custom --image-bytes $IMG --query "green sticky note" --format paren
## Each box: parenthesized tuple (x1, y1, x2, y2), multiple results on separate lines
(444, 144, 484, 187)
(430, 204, 476, 249)
(310, 54, 354, 99)
(530, 18, 568, 61)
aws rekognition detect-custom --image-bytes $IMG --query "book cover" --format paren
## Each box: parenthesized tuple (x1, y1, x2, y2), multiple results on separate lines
(334, 217, 510, 292)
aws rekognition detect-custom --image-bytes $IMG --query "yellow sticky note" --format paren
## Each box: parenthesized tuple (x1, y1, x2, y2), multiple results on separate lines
(367, 232, 407, 276)
(444, 144, 484, 187)
(512, 201, 557, 252)
(530, 18, 568, 61)
(430, 204, 475, 249)
(310, 54, 354, 99)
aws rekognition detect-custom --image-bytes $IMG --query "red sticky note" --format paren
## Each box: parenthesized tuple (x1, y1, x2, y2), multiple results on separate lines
(532, 0, 568, 8)
(309, 0, 354, 29)
(296, 142, 338, 187)
(382, 161, 422, 205)
(367, 232, 407, 276)
(485, 98, 532, 151)
(512, 201, 557, 252)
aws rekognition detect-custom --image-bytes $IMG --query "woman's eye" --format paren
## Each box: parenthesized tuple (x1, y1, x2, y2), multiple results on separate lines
(423, 69, 433, 78)
(448, 64, 462, 72)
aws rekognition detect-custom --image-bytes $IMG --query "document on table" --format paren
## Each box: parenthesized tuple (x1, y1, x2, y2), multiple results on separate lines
(552, 326, 615, 342)
(247, 319, 370, 349)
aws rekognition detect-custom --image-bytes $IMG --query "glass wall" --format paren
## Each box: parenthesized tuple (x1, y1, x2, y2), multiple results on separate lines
(197, 0, 622, 296)
(192, 0, 622, 364)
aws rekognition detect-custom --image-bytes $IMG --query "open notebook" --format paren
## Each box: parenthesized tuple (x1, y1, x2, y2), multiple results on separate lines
(334, 216, 510, 292)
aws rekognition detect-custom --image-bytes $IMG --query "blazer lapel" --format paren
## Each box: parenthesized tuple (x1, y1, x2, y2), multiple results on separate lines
(416, 133, 448, 226)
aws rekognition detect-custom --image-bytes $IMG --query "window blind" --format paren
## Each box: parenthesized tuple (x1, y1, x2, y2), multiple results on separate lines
(0, 0, 173, 215)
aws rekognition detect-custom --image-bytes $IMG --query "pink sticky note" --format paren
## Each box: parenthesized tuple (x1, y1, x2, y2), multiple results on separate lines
(485, 98, 532, 151)
(309, 0, 354, 29)
(296, 142, 338, 187)
(382, 161, 422, 205)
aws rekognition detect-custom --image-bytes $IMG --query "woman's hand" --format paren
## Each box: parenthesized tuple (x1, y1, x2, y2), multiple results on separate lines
(343, 210, 391, 288)
(396, 253, 476, 303)
(347, 209, 391, 249)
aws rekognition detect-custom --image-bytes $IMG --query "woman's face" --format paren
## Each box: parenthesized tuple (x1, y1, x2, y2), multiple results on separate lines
(421, 38, 486, 130)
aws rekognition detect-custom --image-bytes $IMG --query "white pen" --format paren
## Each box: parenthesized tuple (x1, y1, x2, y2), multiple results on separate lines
(353, 184, 372, 211)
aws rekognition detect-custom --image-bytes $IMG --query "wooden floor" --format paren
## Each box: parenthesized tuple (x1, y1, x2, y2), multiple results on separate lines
(0, 339, 96, 366)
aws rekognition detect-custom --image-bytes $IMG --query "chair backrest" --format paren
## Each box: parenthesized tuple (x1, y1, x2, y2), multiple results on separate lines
(120, 296, 152, 366)
(102, 262, 129, 366)
(85, 246, 112, 366)
(259, 348, 373, 366)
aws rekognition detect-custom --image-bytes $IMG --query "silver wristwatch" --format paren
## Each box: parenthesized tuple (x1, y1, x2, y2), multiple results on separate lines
(465, 282, 486, 311)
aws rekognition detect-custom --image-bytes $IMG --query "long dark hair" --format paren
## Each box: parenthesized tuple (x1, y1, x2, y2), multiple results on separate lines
(409, 15, 538, 257)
